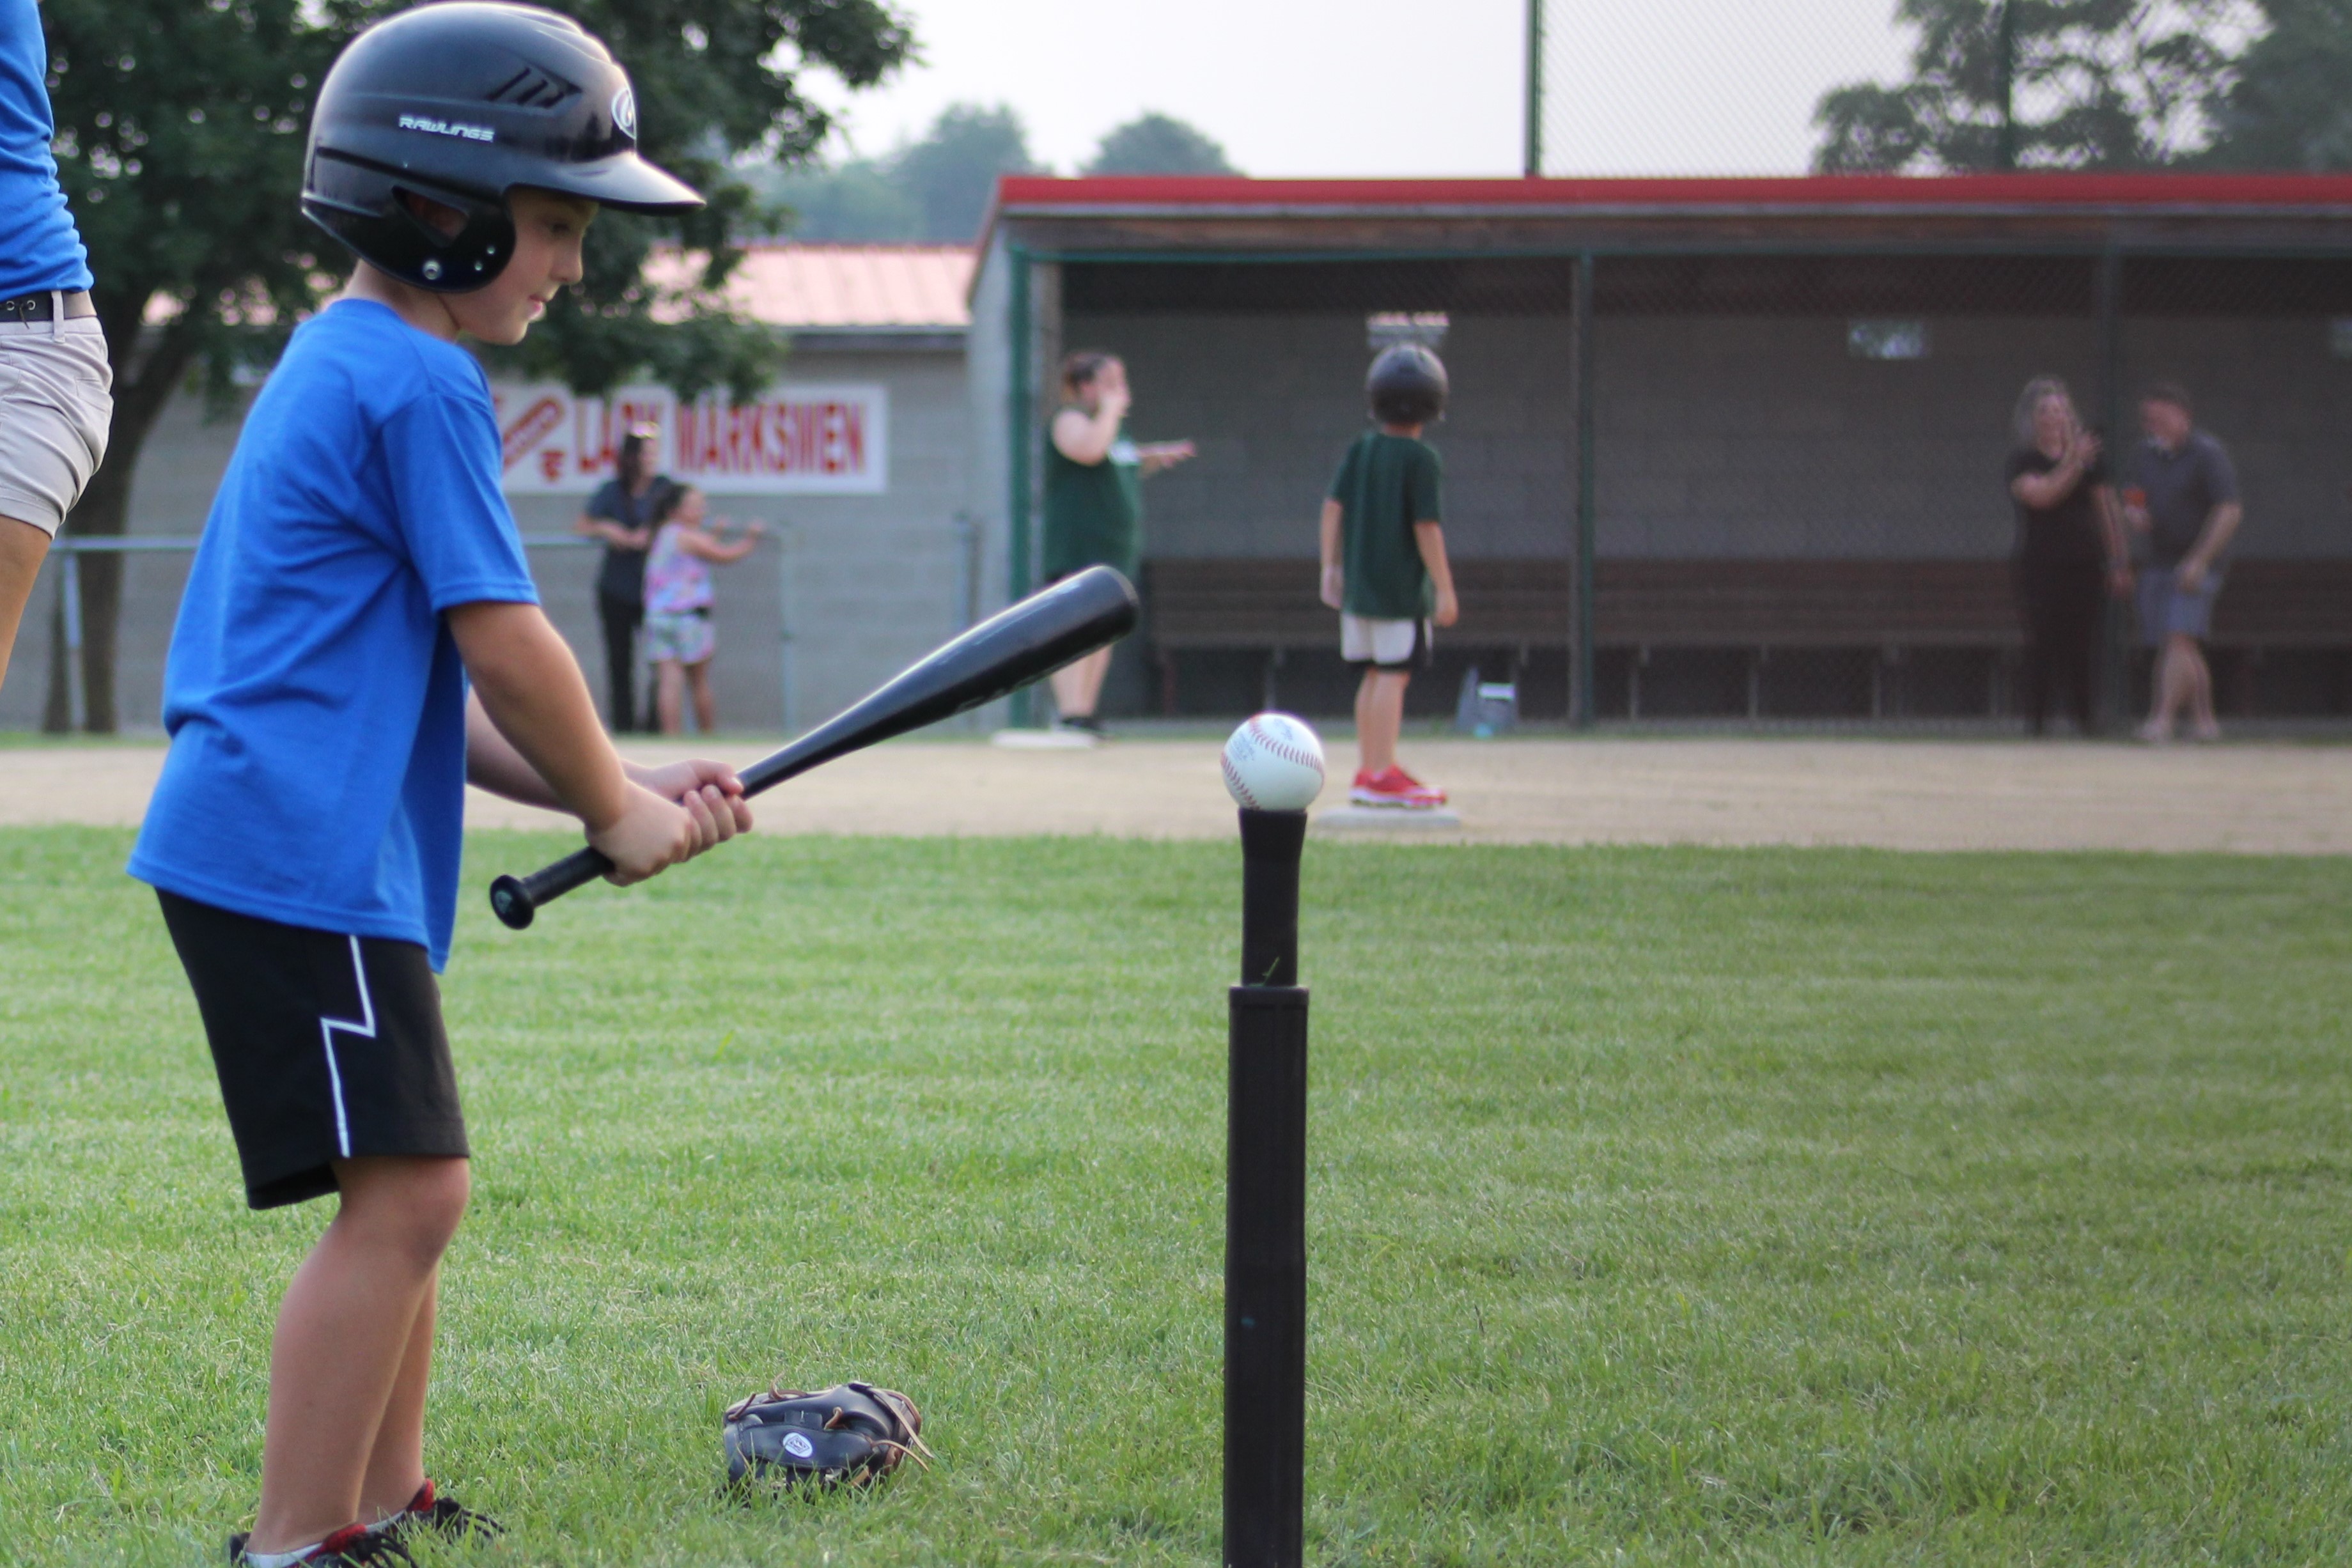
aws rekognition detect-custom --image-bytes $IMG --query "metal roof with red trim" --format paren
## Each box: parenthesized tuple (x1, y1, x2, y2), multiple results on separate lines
(980, 172, 2352, 263)
(993, 172, 2352, 215)
(649, 242, 974, 332)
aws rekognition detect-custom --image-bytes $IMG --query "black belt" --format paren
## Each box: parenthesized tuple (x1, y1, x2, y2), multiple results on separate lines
(0, 290, 96, 323)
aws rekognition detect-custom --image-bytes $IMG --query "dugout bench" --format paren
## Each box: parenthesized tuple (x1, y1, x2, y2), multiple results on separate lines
(1144, 557, 2352, 720)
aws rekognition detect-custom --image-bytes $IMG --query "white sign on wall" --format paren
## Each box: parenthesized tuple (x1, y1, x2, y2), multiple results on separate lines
(493, 382, 888, 495)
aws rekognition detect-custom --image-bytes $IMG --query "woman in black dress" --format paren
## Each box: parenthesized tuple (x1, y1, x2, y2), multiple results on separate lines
(2005, 377, 2130, 736)
(573, 427, 670, 732)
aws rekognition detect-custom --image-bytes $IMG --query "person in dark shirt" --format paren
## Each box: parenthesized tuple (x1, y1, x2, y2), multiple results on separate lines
(572, 426, 671, 732)
(1039, 351, 1192, 738)
(2004, 376, 2129, 736)
(2122, 382, 2241, 743)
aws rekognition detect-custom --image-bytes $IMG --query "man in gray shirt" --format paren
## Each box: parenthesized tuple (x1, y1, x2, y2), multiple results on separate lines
(2124, 382, 2241, 743)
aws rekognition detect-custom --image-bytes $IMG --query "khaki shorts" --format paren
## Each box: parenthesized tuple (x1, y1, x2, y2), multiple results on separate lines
(0, 310, 112, 536)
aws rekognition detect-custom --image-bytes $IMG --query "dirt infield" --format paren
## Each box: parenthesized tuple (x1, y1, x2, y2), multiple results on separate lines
(3, 734, 2347, 853)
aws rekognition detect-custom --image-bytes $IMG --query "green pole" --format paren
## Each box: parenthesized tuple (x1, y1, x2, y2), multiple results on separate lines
(2096, 244, 2126, 730)
(1524, 0, 1545, 177)
(1572, 251, 1596, 728)
(1006, 244, 1036, 727)
(1995, 1, 2017, 170)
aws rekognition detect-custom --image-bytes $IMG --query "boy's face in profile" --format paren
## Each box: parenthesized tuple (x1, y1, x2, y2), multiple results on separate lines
(401, 187, 597, 346)
(455, 188, 597, 345)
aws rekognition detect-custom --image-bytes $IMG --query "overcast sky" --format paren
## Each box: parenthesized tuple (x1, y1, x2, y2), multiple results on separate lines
(795, 0, 1914, 177)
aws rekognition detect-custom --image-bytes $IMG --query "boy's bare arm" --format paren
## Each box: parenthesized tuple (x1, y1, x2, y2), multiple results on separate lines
(448, 602, 732, 881)
(1318, 498, 1344, 609)
(1415, 520, 1460, 626)
(465, 692, 751, 828)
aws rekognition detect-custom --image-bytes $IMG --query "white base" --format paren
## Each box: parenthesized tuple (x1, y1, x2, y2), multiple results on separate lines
(990, 727, 1098, 750)
(1316, 804, 1464, 830)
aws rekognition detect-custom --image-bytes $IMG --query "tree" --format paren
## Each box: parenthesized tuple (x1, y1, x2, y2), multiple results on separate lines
(38, 0, 910, 731)
(1082, 111, 1236, 176)
(1812, 0, 2258, 173)
(758, 156, 926, 240)
(889, 102, 1034, 240)
(2200, 0, 2352, 167)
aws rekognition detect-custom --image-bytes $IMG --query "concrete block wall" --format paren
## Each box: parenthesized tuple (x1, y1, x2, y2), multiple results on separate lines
(1064, 311, 1577, 562)
(1057, 309, 2352, 568)
(3, 343, 976, 735)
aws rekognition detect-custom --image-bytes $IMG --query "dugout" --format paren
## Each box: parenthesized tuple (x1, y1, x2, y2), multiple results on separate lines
(967, 175, 2352, 726)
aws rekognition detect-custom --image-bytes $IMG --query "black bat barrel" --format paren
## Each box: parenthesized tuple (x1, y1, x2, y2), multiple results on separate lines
(1225, 807, 1309, 1568)
(490, 566, 1139, 929)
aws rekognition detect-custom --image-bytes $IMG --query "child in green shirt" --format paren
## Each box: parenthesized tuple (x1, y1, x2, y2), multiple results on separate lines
(1319, 343, 1458, 808)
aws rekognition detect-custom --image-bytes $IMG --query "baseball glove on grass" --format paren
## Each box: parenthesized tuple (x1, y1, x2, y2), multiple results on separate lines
(723, 1381, 930, 1489)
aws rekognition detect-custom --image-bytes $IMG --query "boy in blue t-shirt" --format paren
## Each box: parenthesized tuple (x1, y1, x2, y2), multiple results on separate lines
(127, 9, 742, 1564)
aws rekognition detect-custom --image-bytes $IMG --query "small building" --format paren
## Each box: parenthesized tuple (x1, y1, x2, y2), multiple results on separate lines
(966, 175, 2352, 724)
(4, 242, 977, 734)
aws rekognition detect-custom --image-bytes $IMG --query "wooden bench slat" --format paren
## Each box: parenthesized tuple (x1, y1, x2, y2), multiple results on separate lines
(1145, 557, 2352, 652)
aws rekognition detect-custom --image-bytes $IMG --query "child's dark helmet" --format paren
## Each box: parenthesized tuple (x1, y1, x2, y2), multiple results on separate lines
(1367, 343, 1448, 426)
(300, 2, 703, 293)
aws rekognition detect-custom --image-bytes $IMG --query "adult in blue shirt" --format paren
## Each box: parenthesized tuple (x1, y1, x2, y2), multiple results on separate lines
(2122, 382, 2241, 743)
(0, 0, 111, 695)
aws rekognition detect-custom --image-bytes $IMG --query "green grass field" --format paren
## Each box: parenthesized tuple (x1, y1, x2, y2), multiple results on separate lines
(4, 827, 2349, 1566)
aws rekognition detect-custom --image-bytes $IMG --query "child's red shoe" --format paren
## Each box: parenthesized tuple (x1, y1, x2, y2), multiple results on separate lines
(1349, 766, 1445, 809)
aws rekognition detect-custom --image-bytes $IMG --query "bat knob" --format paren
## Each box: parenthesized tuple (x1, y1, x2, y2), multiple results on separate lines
(489, 875, 536, 930)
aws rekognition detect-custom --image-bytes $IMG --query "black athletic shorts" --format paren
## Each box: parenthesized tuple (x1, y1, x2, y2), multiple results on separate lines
(157, 891, 469, 1209)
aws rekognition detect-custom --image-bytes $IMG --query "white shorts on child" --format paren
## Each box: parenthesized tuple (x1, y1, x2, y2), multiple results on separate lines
(1341, 612, 1430, 671)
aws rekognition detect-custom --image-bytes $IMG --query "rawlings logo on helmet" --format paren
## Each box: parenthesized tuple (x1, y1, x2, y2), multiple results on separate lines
(611, 84, 637, 141)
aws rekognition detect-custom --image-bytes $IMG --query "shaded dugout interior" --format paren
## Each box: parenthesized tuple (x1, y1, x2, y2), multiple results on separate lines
(967, 175, 2352, 726)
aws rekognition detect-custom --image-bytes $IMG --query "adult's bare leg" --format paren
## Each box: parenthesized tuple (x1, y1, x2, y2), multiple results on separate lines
(2185, 637, 2220, 738)
(247, 1158, 470, 1553)
(1048, 646, 1112, 720)
(0, 516, 52, 694)
(2142, 635, 2186, 742)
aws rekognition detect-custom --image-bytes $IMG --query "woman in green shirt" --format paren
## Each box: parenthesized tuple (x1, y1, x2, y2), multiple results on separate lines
(1041, 351, 1192, 735)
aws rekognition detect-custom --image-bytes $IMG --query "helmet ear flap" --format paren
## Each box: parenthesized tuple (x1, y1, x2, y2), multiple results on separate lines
(302, 153, 517, 292)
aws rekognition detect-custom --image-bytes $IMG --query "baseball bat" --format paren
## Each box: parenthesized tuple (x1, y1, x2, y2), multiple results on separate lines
(488, 565, 1140, 930)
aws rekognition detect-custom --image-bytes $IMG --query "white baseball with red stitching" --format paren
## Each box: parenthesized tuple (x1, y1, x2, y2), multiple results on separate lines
(1221, 711, 1325, 811)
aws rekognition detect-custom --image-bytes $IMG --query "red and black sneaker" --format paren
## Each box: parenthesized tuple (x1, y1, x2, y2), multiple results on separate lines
(380, 1480, 503, 1543)
(1349, 766, 1446, 809)
(228, 1524, 414, 1566)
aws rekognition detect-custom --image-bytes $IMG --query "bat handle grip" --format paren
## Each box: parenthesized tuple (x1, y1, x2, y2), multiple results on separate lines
(489, 846, 615, 930)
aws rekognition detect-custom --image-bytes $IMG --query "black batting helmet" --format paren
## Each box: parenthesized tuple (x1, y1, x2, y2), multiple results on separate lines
(301, 2, 703, 293)
(1367, 343, 1448, 425)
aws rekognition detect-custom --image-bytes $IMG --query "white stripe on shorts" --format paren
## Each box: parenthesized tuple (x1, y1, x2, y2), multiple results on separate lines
(317, 936, 380, 1160)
